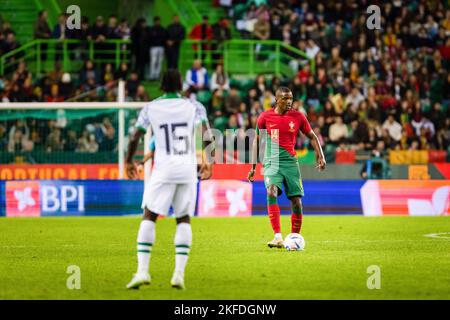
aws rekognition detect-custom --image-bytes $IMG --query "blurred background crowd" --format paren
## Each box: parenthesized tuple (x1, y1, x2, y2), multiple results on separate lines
(1, 0, 450, 158)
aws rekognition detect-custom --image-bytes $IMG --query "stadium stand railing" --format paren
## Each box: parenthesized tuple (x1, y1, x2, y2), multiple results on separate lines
(1, 39, 313, 79)
(0, 39, 132, 76)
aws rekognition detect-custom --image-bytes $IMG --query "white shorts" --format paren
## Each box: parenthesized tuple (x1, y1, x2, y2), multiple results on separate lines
(141, 180, 197, 218)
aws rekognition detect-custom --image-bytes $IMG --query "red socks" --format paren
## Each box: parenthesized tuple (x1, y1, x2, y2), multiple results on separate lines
(291, 213, 302, 234)
(267, 204, 281, 234)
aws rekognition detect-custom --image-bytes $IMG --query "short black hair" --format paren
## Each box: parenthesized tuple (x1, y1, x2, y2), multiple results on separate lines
(160, 69, 182, 93)
(276, 86, 291, 94)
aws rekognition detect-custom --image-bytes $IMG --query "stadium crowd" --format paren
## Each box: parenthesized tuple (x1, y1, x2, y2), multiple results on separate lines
(1, 0, 450, 158)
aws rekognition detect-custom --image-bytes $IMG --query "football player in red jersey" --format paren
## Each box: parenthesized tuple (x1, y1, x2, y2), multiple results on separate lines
(248, 87, 326, 248)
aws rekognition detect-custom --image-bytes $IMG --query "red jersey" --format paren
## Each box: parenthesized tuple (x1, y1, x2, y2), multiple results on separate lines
(257, 109, 312, 158)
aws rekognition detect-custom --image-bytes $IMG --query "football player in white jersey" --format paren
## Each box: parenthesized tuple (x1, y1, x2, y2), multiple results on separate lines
(125, 70, 213, 289)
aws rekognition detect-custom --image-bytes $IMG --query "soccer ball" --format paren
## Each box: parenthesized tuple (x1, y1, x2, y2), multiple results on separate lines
(284, 233, 305, 251)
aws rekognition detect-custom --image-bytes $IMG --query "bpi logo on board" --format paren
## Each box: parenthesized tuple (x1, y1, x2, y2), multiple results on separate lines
(6, 181, 85, 217)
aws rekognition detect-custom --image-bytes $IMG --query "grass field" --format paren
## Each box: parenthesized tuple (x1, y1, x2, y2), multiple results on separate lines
(0, 216, 450, 300)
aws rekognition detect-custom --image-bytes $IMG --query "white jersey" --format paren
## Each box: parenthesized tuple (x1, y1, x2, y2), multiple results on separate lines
(135, 93, 207, 183)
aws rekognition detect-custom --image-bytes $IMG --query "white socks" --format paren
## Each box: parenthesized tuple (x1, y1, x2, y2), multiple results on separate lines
(135, 220, 192, 277)
(136, 220, 155, 274)
(174, 223, 192, 275)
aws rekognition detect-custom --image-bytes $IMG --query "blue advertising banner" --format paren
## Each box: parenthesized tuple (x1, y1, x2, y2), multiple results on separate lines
(252, 180, 364, 215)
(39, 180, 144, 216)
(0, 180, 364, 217)
(1, 180, 144, 217)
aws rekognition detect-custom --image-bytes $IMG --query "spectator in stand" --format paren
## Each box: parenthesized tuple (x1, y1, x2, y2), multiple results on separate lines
(382, 115, 402, 142)
(134, 85, 150, 102)
(87, 133, 99, 153)
(210, 64, 229, 91)
(34, 10, 51, 61)
(46, 84, 64, 102)
(224, 86, 241, 115)
(8, 129, 33, 153)
(147, 16, 167, 80)
(260, 89, 275, 110)
(102, 63, 115, 85)
(130, 18, 149, 80)
(252, 74, 266, 97)
(117, 18, 131, 40)
(1, 31, 22, 65)
(126, 71, 140, 98)
(253, 13, 270, 56)
(65, 130, 78, 152)
(114, 62, 129, 80)
(106, 15, 120, 39)
(184, 60, 209, 95)
(52, 14, 68, 61)
(45, 128, 64, 152)
(212, 17, 232, 67)
(80, 60, 99, 87)
(91, 16, 108, 66)
(166, 15, 185, 69)
(59, 73, 73, 100)
(329, 116, 349, 144)
(269, 14, 283, 41)
(189, 15, 213, 61)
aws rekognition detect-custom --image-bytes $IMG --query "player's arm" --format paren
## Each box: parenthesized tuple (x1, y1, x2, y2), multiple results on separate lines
(306, 130, 326, 171)
(195, 101, 214, 180)
(128, 105, 152, 179)
(140, 151, 154, 165)
(248, 115, 264, 182)
(126, 129, 145, 179)
(199, 121, 214, 180)
(137, 150, 154, 173)
(247, 127, 259, 182)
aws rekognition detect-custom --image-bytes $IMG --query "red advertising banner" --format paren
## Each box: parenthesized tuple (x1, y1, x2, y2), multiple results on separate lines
(0, 164, 263, 181)
(361, 180, 450, 216)
(0, 164, 120, 180)
(198, 180, 253, 217)
(210, 164, 264, 181)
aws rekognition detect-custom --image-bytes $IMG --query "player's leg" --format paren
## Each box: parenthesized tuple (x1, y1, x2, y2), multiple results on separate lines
(264, 175, 284, 248)
(127, 181, 176, 289)
(170, 183, 196, 289)
(126, 209, 158, 289)
(289, 196, 303, 235)
(283, 164, 305, 235)
(171, 215, 192, 289)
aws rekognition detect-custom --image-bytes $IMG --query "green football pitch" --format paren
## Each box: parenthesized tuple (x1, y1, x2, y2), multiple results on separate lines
(0, 216, 449, 300)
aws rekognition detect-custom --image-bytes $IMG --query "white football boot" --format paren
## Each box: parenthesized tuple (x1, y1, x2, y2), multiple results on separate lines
(170, 271, 185, 290)
(267, 234, 284, 248)
(126, 272, 151, 289)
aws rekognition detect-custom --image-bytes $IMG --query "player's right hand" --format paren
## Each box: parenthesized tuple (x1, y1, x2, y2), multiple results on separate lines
(126, 161, 138, 180)
(247, 169, 255, 182)
(199, 163, 212, 180)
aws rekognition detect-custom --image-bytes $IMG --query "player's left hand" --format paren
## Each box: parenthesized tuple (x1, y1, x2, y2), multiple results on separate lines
(126, 161, 138, 180)
(199, 163, 212, 180)
(316, 157, 326, 172)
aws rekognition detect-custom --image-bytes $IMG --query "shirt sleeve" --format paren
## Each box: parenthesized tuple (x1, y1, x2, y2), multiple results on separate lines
(135, 104, 151, 133)
(298, 112, 312, 135)
(256, 113, 266, 134)
(192, 100, 208, 126)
